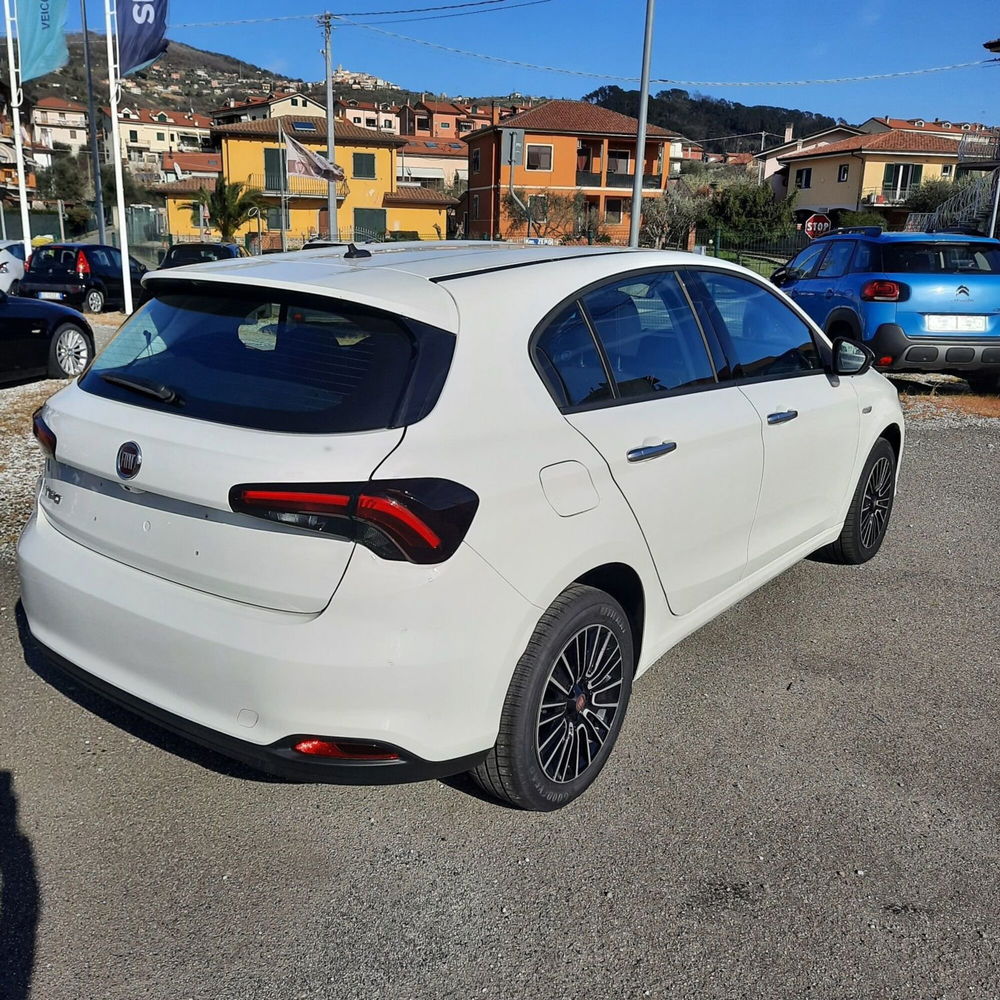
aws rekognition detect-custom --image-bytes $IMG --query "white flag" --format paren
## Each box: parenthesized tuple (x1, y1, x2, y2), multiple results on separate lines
(284, 133, 345, 182)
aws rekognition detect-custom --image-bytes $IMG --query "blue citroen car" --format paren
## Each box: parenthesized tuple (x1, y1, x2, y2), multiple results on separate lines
(773, 228, 1000, 393)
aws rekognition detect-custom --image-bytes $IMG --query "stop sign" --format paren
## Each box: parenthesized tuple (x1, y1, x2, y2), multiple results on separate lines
(804, 213, 832, 239)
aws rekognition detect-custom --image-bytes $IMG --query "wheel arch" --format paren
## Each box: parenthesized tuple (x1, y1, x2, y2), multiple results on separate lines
(879, 421, 902, 461)
(825, 308, 862, 339)
(573, 562, 645, 670)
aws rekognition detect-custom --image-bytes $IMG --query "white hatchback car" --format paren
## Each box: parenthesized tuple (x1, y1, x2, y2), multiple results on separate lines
(18, 243, 903, 810)
(0, 239, 26, 295)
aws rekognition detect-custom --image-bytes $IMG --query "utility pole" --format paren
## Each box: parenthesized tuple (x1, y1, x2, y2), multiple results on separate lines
(758, 130, 766, 187)
(628, 0, 655, 247)
(319, 12, 339, 239)
(80, 0, 106, 243)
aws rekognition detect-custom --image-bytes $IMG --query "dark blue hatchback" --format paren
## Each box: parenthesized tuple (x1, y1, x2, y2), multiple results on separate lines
(773, 228, 1000, 392)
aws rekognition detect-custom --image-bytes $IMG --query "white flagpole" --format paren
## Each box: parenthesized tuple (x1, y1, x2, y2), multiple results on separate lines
(3, 0, 33, 259)
(104, 0, 133, 313)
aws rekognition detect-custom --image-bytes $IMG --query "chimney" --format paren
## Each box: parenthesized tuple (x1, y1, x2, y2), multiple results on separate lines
(783, 123, 793, 143)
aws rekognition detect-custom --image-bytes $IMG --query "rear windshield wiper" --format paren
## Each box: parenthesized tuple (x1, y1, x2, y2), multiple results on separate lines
(101, 373, 183, 405)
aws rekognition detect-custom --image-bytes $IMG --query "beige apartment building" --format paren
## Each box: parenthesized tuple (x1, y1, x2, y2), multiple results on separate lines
(31, 97, 88, 154)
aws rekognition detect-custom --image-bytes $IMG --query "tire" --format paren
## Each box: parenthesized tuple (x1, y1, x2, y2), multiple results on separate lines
(8, 279, 20, 296)
(48, 323, 93, 378)
(965, 373, 1000, 395)
(83, 288, 105, 314)
(820, 438, 896, 565)
(471, 584, 634, 811)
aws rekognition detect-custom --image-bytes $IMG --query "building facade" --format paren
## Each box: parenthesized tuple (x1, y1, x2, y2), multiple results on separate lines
(212, 91, 326, 126)
(31, 97, 88, 154)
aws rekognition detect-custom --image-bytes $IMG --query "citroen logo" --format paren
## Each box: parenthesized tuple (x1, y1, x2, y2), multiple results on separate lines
(956, 285, 970, 297)
(116, 442, 142, 480)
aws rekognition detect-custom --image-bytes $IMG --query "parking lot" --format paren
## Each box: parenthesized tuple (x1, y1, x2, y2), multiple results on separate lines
(1, 357, 998, 997)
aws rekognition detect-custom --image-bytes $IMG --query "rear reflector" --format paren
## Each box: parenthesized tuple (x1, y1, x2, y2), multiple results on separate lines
(876, 356, 894, 367)
(31, 408, 56, 457)
(230, 478, 478, 564)
(293, 739, 400, 761)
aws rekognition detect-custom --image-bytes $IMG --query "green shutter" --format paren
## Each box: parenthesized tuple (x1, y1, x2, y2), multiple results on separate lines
(352, 153, 376, 179)
(264, 147, 286, 192)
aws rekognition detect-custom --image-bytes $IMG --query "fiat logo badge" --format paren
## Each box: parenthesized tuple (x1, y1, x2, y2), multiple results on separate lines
(116, 441, 142, 480)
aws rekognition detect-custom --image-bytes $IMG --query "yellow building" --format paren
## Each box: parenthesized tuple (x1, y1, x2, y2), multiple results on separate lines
(155, 116, 456, 249)
(777, 130, 962, 220)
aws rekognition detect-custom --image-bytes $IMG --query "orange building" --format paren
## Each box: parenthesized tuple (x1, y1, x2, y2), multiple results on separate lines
(464, 100, 682, 242)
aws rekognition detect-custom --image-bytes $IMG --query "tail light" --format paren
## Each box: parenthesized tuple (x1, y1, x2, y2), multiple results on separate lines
(23, 253, 31, 273)
(75, 250, 90, 278)
(861, 279, 904, 302)
(229, 478, 479, 564)
(31, 408, 57, 457)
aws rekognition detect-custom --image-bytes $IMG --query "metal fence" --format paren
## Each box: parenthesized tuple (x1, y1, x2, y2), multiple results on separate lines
(691, 228, 810, 277)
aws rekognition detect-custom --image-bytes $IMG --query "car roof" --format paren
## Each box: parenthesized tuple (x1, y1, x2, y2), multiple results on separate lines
(820, 231, 999, 244)
(142, 242, 729, 330)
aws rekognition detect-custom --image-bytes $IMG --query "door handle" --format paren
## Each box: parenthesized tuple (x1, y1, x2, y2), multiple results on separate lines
(824, 288, 834, 298)
(767, 409, 799, 425)
(627, 441, 677, 463)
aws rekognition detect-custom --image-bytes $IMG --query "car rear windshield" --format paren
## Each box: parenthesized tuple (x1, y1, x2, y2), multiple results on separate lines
(80, 286, 443, 433)
(880, 242, 1000, 274)
(163, 245, 232, 266)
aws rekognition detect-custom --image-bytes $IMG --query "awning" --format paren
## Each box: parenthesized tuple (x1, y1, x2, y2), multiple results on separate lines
(398, 166, 445, 180)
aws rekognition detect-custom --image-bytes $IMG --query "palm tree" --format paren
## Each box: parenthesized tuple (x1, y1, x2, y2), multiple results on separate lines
(182, 177, 266, 243)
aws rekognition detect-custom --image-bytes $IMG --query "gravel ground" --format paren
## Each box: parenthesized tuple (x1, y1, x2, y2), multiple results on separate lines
(0, 392, 998, 998)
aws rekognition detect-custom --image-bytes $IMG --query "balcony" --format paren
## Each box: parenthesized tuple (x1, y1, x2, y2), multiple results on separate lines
(249, 172, 349, 199)
(604, 172, 663, 189)
(958, 132, 1000, 165)
(575, 170, 601, 187)
(861, 186, 919, 206)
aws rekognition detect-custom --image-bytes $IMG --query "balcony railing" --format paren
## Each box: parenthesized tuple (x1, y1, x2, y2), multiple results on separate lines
(248, 172, 349, 199)
(604, 172, 663, 189)
(958, 133, 1000, 163)
(861, 185, 919, 206)
(575, 170, 601, 186)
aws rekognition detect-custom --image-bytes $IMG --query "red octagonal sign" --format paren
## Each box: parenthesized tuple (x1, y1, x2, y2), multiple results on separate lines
(804, 213, 832, 239)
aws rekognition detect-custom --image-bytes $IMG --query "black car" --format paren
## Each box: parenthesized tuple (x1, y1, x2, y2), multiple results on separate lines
(19, 243, 147, 314)
(158, 242, 250, 268)
(0, 289, 95, 384)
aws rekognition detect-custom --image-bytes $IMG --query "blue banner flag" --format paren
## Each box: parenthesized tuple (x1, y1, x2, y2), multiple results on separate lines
(117, 0, 169, 77)
(15, 0, 70, 82)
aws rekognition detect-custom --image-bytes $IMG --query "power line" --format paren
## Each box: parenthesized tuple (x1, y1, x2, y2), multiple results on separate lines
(336, 20, 997, 87)
(169, 0, 538, 29)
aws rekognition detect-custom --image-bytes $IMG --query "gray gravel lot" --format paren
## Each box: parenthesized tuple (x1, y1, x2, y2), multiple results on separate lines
(0, 395, 998, 998)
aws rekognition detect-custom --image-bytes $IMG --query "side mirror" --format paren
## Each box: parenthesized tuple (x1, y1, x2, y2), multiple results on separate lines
(771, 267, 789, 287)
(831, 336, 874, 376)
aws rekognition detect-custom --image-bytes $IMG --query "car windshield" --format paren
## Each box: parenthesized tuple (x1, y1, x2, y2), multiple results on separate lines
(164, 245, 232, 266)
(79, 288, 421, 433)
(881, 242, 1000, 274)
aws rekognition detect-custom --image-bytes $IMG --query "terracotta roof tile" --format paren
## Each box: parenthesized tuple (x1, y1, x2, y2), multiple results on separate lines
(34, 96, 87, 113)
(474, 100, 677, 138)
(399, 138, 467, 157)
(162, 151, 223, 172)
(383, 186, 458, 206)
(212, 115, 406, 147)
(779, 130, 961, 161)
(150, 177, 216, 195)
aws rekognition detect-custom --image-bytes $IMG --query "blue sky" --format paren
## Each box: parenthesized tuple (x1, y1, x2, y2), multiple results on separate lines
(69, 0, 1000, 128)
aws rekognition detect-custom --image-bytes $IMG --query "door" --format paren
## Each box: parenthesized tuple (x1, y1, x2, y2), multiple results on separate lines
(812, 239, 857, 323)
(0, 295, 46, 375)
(353, 208, 386, 242)
(685, 269, 860, 574)
(536, 271, 764, 617)
(93, 247, 123, 305)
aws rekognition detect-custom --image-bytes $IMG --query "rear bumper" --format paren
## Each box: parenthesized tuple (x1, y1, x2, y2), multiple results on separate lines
(18, 501, 539, 772)
(868, 323, 1000, 373)
(20, 282, 87, 306)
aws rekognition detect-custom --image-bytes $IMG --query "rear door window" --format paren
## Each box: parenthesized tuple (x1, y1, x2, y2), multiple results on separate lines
(81, 287, 447, 433)
(882, 242, 1000, 274)
(581, 272, 715, 398)
(816, 241, 856, 278)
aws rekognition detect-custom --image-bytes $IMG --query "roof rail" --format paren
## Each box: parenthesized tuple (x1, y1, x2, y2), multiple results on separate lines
(818, 226, 883, 238)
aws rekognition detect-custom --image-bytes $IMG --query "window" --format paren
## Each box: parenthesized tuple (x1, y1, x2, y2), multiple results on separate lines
(292, 121, 317, 133)
(816, 241, 856, 278)
(291, 98, 299, 106)
(582, 273, 715, 399)
(440, 122, 451, 130)
(69, 130, 77, 139)
(459, 121, 473, 133)
(941, 164, 953, 177)
(382, 119, 392, 128)
(352, 116, 362, 124)
(170, 133, 176, 142)
(80, 291, 430, 434)
(471, 148, 481, 173)
(266, 205, 290, 230)
(535, 305, 612, 408)
(156, 132, 165, 142)
(416, 116, 430, 130)
(852, 242, 878, 272)
(605, 198, 623, 224)
(365, 117, 376, 127)
(128, 129, 139, 143)
(882, 163, 922, 198)
(794, 167, 812, 189)
(691, 271, 820, 380)
(881, 242, 1000, 274)
(526, 144, 552, 171)
(837, 164, 849, 182)
(352, 153, 376, 178)
(607, 149, 631, 174)
(785, 243, 826, 279)
(471, 194, 480, 220)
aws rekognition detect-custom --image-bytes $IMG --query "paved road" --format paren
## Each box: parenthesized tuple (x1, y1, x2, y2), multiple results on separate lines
(1, 423, 998, 1000)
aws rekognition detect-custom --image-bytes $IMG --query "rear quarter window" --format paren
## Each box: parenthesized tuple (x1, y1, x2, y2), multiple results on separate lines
(80, 286, 453, 433)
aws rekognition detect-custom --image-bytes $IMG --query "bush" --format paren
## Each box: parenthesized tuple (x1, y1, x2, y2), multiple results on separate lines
(837, 210, 888, 229)
(386, 231, 420, 242)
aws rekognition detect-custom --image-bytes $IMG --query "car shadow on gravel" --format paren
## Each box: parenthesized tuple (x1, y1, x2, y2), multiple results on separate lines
(14, 602, 288, 785)
(0, 771, 39, 1000)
